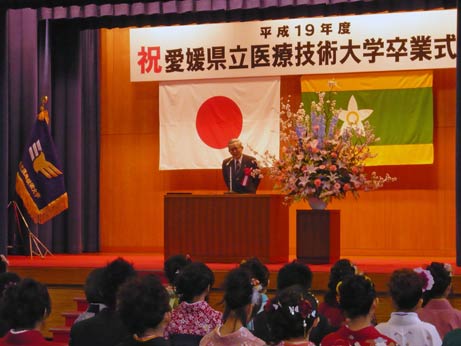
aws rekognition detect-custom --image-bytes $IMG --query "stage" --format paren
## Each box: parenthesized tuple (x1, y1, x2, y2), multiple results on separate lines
(7, 252, 461, 341)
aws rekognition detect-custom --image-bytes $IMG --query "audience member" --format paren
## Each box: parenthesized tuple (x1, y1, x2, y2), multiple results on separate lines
(164, 254, 192, 310)
(0, 272, 21, 337)
(321, 274, 397, 346)
(165, 262, 221, 345)
(70, 257, 137, 346)
(319, 259, 357, 329)
(239, 257, 270, 331)
(74, 267, 105, 324)
(199, 268, 265, 346)
(0, 278, 64, 346)
(116, 274, 171, 346)
(442, 328, 461, 346)
(417, 262, 461, 339)
(253, 260, 334, 345)
(376, 268, 441, 346)
(266, 285, 319, 346)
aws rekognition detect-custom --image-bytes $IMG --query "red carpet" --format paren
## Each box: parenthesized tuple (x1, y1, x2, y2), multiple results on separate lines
(6, 253, 460, 275)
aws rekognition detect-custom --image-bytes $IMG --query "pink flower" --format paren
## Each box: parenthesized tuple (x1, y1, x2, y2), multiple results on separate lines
(314, 179, 322, 187)
(329, 164, 337, 171)
(319, 164, 326, 170)
(331, 152, 338, 158)
(343, 183, 351, 191)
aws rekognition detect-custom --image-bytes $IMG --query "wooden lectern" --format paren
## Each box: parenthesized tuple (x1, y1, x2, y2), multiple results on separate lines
(164, 194, 289, 263)
(296, 210, 340, 264)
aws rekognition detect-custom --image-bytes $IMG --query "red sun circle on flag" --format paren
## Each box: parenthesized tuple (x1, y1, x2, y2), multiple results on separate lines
(196, 96, 243, 149)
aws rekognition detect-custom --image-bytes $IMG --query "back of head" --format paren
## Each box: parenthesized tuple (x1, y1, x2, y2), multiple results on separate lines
(266, 285, 318, 343)
(101, 257, 137, 308)
(389, 269, 423, 311)
(0, 278, 51, 329)
(117, 274, 170, 336)
(84, 267, 105, 304)
(175, 261, 214, 303)
(422, 262, 452, 306)
(0, 272, 20, 297)
(338, 274, 376, 319)
(240, 257, 270, 288)
(222, 268, 253, 324)
(277, 261, 313, 291)
(164, 254, 192, 286)
(325, 259, 356, 305)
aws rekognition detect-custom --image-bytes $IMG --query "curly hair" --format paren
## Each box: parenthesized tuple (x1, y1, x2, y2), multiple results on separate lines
(389, 269, 423, 310)
(175, 262, 214, 303)
(240, 257, 270, 288)
(222, 268, 253, 325)
(277, 261, 313, 291)
(324, 259, 356, 306)
(163, 254, 192, 286)
(266, 285, 318, 343)
(0, 278, 51, 329)
(117, 274, 170, 336)
(422, 262, 452, 306)
(338, 274, 376, 319)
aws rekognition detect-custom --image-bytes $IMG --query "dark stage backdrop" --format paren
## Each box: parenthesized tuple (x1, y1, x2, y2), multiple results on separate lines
(0, 0, 459, 258)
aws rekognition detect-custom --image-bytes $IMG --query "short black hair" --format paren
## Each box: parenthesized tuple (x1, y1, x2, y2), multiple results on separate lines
(0, 278, 51, 329)
(175, 262, 214, 303)
(84, 267, 104, 303)
(222, 268, 253, 325)
(117, 274, 170, 335)
(324, 259, 356, 306)
(277, 261, 313, 291)
(163, 254, 192, 286)
(101, 257, 137, 308)
(240, 257, 270, 288)
(338, 274, 376, 319)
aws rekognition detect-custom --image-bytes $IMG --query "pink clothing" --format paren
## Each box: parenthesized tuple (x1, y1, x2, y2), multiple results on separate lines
(319, 302, 345, 328)
(321, 325, 397, 346)
(200, 326, 265, 346)
(0, 330, 66, 346)
(165, 300, 222, 337)
(276, 341, 316, 346)
(417, 299, 461, 339)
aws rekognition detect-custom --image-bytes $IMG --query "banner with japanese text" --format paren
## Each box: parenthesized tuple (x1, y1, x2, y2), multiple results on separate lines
(159, 77, 280, 170)
(131, 10, 456, 81)
(301, 70, 433, 166)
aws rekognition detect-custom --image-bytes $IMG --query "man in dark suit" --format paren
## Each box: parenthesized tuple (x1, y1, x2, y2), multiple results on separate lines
(222, 138, 261, 193)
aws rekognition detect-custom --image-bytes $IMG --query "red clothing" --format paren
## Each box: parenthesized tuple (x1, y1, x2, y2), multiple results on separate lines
(321, 325, 396, 346)
(165, 301, 222, 337)
(417, 298, 461, 339)
(319, 302, 345, 328)
(0, 330, 66, 346)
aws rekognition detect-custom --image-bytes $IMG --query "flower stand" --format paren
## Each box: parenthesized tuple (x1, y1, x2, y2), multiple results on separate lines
(296, 209, 340, 264)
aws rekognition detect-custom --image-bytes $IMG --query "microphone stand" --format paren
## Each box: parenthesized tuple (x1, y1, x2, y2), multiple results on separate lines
(229, 165, 233, 192)
(7, 201, 53, 259)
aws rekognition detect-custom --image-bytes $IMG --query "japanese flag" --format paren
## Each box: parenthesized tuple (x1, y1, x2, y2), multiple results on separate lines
(159, 77, 280, 170)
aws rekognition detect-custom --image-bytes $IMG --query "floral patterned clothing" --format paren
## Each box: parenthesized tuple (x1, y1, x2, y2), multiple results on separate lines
(199, 326, 265, 346)
(320, 325, 397, 346)
(165, 301, 222, 338)
(417, 299, 461, 339)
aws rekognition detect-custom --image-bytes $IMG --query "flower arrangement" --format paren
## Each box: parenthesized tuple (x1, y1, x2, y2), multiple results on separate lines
(255, 86, 396, 206)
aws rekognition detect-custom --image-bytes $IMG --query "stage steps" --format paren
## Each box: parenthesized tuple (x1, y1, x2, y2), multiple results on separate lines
(49, 297, 88, 344)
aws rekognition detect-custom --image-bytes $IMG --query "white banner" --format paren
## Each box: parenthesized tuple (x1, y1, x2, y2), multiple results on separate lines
(159, 77, 280, 170)
(131, 9, 456, 81)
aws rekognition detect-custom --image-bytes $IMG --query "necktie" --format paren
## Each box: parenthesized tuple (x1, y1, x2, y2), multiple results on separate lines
(235, 160, 240, 172)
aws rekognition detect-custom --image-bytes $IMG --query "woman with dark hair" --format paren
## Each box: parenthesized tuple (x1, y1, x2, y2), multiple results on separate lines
(321, 274, 397, 346)
(200, 268, 265, 346)
(266, 285, 319, 346)
(417, 262, 461, 339)
(376, 269, 441, 346)
(0, 272, 21, 337)
(0, 278, 64, 346)
(319, 259, 357, 329)
(165, 262, 221, 345)
(116, 274, 171, 346)
(164, 254, 192, 310)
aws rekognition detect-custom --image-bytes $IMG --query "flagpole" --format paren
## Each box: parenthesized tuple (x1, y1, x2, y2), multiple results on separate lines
(7, 201, 53, 259)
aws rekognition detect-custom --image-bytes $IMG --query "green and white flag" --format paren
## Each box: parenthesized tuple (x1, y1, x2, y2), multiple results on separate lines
(301, 71, 433, 166)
